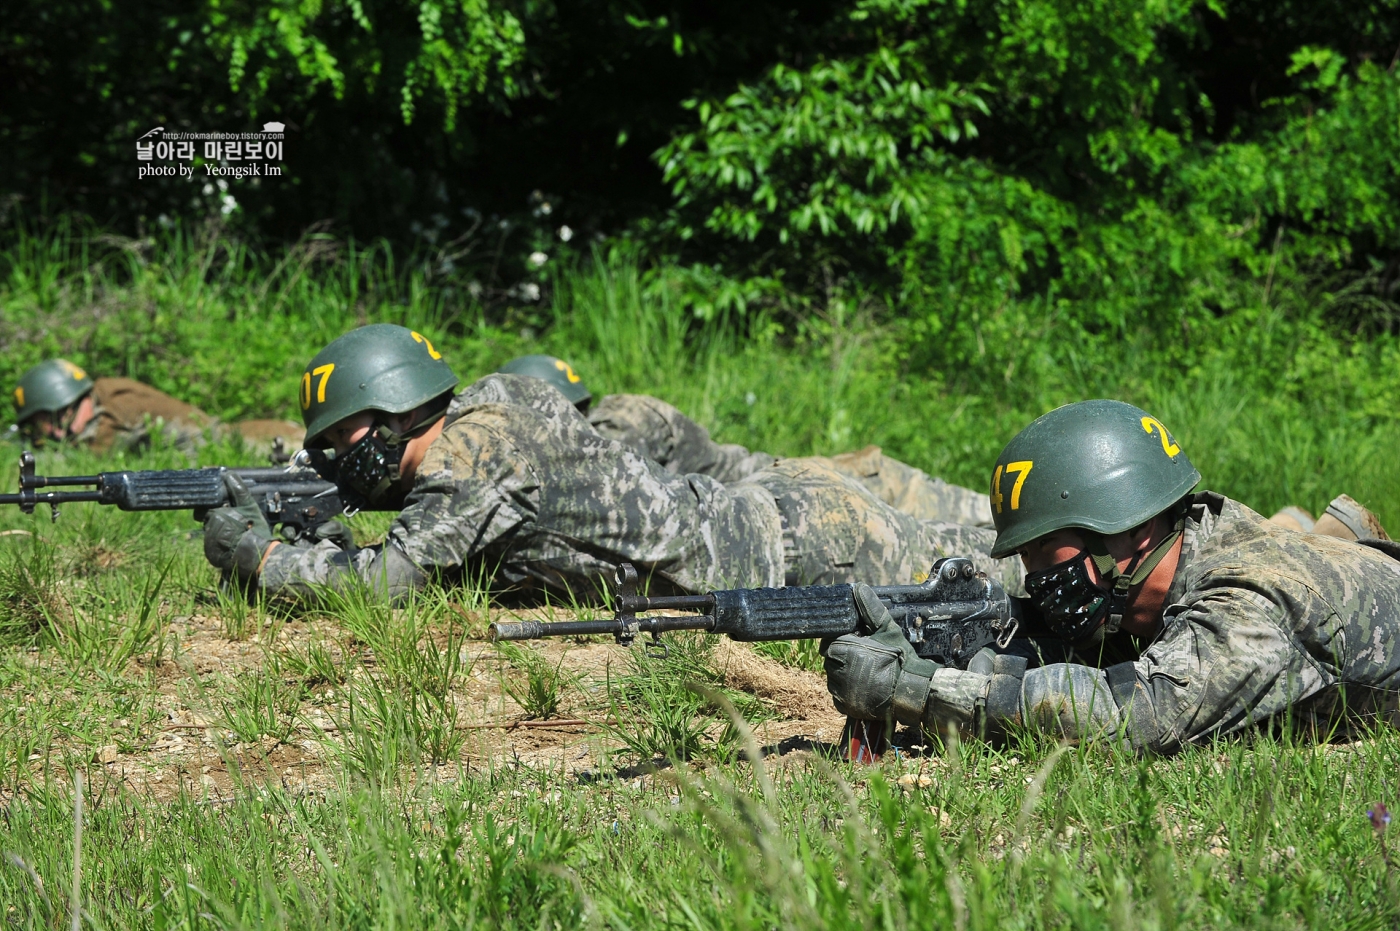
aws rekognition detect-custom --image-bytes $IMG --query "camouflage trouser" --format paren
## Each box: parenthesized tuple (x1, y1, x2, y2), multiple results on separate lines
(743, 457, 1023, 593)
(824, 446, 993, 528)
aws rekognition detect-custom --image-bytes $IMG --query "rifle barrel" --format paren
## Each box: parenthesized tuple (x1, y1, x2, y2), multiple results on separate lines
(0, 490, 105, 506)
(490, 614, 716, 642)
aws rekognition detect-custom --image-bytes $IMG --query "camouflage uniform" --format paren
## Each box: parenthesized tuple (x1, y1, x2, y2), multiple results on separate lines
(587, 393, 775, 483)
(69, 378, 305, 455)
(258, 375, 1020, 603)
(74, 378, 215, 454)
(962, 493, 1400, 752)
(588, 393, 992, 526)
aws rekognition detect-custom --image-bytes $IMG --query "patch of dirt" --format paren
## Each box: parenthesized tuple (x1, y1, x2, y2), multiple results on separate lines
(16, 610, 850, 800)
(711, 639, 839, 723)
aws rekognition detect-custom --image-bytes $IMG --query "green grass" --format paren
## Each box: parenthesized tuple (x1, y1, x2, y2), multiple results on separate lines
(0, 222, 1399, 927)
(0, 726, 1397, 928)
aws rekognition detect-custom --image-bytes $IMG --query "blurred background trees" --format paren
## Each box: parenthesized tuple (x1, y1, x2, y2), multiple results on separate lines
(3, 0, 1398, 337)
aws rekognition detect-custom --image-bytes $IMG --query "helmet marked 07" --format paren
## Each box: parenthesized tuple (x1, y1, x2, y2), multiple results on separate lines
(497, 354, 592, 406)
(13, 360, 95, 424)
(988, 399, 1201, 559)
(300, 324, 459, 448)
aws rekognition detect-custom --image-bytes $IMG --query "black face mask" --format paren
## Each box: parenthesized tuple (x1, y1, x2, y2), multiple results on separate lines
(1024, 551, 1111, 643)
(306, 426, 409, 509)
(337, 427, 408, 504)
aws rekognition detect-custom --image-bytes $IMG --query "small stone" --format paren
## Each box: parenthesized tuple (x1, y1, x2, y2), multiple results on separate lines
(897, 772, 933, 789)
(97, 745, 119, 764)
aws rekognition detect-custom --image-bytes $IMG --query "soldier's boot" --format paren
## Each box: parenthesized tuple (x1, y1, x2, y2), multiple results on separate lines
(1267, 505, 1315, 533)
(1312, 495, 1392, 542)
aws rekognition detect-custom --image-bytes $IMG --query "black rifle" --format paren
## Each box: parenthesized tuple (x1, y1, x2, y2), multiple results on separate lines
(492, 557, 1022, 762)
(492, 557, 1019, 665)
(0, 450, 344, 539)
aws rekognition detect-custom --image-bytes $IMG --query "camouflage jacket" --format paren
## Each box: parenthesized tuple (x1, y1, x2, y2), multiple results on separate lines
(76, 378, 214, 454)
(587, 393, 775, 483)
(589, 392, 992, 526)
(257, 375, 1016, 603)
(263, 375, 784, 600)
(965, 493, 1400, 752)
(1123, 492, 1400, 750)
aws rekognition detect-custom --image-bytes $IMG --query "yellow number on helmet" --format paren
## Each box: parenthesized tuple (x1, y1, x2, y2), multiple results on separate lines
(990, 461, 1033, 512)
(300, 372, 313, 410)
(553, 359, 581, 384)
(1140, 416, 1181, 457)
(14, 387, 24, 408)
(410, 331, 443, 360)
(312, 364, 335, 403)
(1005, 460, 1033, 510)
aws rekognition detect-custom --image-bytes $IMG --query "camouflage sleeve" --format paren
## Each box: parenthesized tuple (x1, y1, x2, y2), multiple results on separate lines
(256, 418, 538, 601)
(588, 394, 679, 465)
(1116, 583, 1321, 754)
(257, 538, 376, 599)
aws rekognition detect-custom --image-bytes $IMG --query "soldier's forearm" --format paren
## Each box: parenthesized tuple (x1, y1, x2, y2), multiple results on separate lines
(257, 538, 429, 605)
(918, 661, 1135, 749)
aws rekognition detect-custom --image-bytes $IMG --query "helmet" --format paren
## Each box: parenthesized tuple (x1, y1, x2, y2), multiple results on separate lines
(300, 324, 459, 447)
(988, 399, 1200, 558)
(497, 354, 591, 406)
(13, 360, 95, 424)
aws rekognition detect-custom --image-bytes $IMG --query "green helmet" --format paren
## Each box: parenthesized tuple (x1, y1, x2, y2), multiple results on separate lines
(300, 324, 459, 447)
(13, 359, 95, 424)
(497, 354, 591, 407)
(988, 399, 1201, 558)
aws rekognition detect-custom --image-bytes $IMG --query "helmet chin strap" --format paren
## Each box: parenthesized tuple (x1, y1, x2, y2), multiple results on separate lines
(1085, 515, 1184, 638)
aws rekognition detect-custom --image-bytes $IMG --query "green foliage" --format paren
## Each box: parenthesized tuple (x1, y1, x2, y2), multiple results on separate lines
(603, 632, 771, 764)
(2, 732, 1398, 926)
(657, 0, 1400, 374)
(205, 0, 529, 128)
(217, 671, 302, 744)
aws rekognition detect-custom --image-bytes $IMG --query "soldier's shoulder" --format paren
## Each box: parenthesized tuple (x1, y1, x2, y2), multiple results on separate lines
(1185, 492, 1400, 589)
(589, 393, 678, 426)
(448, 373, 583, 422)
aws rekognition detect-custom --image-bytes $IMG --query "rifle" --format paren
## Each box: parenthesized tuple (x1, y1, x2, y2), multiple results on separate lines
(0, 450, 344, 540)
(491, 556, 1022, 761)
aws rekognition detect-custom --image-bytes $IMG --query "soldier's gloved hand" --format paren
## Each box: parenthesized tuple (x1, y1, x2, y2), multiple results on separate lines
(313, 519, 357, 551)
(821, 584, 942, 723)
(203, 473, 273, 576)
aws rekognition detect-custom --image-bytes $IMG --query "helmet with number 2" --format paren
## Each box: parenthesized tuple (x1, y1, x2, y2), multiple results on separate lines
(497, 354, 591, 407)
(988, 399, 1201, 559)
(300, 324, 459, 448)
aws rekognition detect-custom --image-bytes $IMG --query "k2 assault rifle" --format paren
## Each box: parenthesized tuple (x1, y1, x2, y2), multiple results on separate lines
(0, 450, 343, 540)
(491, 557, 1023, 762)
